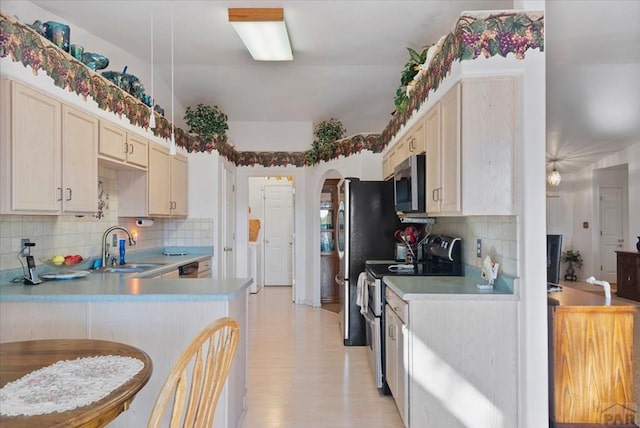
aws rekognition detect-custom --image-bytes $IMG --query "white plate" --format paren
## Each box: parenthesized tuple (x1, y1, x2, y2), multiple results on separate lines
(41, 270, 91, 280)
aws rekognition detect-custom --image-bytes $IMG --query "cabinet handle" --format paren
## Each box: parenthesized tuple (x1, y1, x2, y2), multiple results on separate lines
(66, 188, 72, 201)
(438, 188, 443, 202)
(432, 188, 438, 202)
(57, 187, 63, 201)
(389, 324, 394, 340)
(129, 144, 134, 155)
(124, 142, 129, 154)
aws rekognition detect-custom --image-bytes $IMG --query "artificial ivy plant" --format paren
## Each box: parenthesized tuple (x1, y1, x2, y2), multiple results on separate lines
(305, 118, 347, 165)
(184, 103, 228, 141)
(394, 46, 430, 114)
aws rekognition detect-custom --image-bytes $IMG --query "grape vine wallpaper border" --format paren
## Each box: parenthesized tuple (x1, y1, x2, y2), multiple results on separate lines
(0, 10, 543, 168)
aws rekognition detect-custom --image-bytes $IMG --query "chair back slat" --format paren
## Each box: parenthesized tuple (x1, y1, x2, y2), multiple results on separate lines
(147, 317, 240, 428)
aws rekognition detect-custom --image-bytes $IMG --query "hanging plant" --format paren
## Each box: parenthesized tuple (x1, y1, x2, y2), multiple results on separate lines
(184, 103, 228, 141)
(394, 46, 430, 114)
(305, 118, 346, 165)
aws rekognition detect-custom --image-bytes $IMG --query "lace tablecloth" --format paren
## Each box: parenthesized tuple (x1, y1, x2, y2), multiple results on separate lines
(0, 355, 144, 417)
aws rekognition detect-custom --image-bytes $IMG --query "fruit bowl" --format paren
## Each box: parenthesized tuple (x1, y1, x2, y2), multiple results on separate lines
(41, 255, 85, 268)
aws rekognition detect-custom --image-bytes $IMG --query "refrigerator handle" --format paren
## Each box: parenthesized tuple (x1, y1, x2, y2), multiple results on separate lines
(335, 274, 345, 285)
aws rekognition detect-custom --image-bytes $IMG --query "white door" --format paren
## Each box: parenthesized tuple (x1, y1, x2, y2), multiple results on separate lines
(599, 187, 623, 283)
(222, 166, 235, 278)
(263, 185, 293, 286)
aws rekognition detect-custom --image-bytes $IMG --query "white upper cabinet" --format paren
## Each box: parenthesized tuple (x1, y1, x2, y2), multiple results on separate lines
(1, 80, 97, 215)
(148, 144, 188, 217)
(424, 77, 517, 216)
(99, 122, 148, 169)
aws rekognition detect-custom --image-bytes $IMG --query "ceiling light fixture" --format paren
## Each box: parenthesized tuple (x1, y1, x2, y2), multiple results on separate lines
(547, 161, 561, 187)
(228, 8, 293, 61)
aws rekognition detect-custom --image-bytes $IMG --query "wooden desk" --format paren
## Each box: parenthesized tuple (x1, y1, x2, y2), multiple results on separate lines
(0, 339, 152, 427)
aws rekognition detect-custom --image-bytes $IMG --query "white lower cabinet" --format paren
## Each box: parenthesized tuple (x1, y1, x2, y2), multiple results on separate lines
(385, 287, 408, 427)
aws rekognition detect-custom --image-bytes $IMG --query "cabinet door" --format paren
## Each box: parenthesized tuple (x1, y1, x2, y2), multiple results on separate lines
(126, 133, 148, 168)
(62, 106, 98, 213)
(408, 119, 425, 154)
(385, 304, 398, 397)
(148, 144, 172, 216)
(382, 152, 392, 180)
(440, 83, 461, 214)
(9, 81, 62, 212)
(170, 154, 188, 217)
(397, 321, 408, 427)
(395, 137, 409, 164)
(425, 104, 441, 214)
(99, 121, 127, 162)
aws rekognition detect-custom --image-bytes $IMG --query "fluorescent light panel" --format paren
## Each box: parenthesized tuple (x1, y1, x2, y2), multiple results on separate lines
(229, 8, 293, 61)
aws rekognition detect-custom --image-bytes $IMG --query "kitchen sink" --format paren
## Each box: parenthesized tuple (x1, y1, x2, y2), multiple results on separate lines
(102, 263, 165, 273)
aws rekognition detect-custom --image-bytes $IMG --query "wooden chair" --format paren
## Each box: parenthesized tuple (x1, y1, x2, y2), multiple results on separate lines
(147, 317, 239, 427)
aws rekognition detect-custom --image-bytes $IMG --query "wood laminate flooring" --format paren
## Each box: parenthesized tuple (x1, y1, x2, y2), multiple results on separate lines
(242, 287, 403, 428)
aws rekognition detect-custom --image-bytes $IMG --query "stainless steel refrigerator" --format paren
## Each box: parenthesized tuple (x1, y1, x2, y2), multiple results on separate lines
(336, 178, 400, 346)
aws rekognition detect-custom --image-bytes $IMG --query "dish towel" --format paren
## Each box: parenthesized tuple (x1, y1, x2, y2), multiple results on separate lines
(355, 272, 368, 315)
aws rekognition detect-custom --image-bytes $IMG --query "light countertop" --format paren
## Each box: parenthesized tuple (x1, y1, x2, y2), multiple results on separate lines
(0, 247, 253, 302)
(383, 275, 517, 301)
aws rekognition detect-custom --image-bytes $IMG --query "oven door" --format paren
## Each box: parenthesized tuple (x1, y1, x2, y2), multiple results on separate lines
(364, 308, 382, 388)
(366, 272, 382, 317)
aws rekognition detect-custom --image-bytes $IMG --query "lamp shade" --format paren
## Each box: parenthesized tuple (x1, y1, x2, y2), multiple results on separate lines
(229, 8, 293, 61)
(547, 168, 561, 186)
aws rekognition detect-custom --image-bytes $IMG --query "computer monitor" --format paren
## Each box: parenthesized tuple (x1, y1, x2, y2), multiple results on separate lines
(547, 234, 563, 285)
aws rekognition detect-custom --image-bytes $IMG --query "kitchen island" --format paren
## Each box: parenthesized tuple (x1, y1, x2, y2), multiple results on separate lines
(0, 274, 252, 428)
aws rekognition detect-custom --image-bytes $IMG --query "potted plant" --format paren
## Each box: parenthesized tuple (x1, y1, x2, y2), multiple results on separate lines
(305, 118, 346, 165)
(394, 46, 430, 114)
(562, 248, 583, 281)
(184, 103, 228, 141)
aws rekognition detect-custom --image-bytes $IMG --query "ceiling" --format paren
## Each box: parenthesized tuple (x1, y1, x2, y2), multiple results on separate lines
(28, 1, 640, 172)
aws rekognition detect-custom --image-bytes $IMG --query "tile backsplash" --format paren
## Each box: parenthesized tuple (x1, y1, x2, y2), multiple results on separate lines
(0, 166, 214, 270)
(432, 216, 518, 276)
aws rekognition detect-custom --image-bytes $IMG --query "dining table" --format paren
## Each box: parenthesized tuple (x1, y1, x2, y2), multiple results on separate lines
(0, 338, 153, 427)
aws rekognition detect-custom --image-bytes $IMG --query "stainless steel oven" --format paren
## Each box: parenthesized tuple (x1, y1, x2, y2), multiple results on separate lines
(363, 306, 382, 388)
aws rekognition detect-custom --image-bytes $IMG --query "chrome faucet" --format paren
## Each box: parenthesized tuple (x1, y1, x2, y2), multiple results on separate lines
(101, 226, 136, 268)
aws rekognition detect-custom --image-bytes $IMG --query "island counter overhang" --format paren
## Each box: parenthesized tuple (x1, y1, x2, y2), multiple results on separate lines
(0, 277, 252, 428)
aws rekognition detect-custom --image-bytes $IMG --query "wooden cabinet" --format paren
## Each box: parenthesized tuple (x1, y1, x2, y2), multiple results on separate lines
(548, 287, 636, 425)
(383, 152, 393, 180)
(320, 179, 339, 303)
(385, 287, 408, 427)
(406, 118, 425, 155)
(424, 77, 516, 216)
(61, 106, 99, 212)
(98, 122, 148, 169)
(383, 118, 426, 181)
(1, 80, 97, 215)
(148, 144, 188, 217)
(616, 251, 640, 301)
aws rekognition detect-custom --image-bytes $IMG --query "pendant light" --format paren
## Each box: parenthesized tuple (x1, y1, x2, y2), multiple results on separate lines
(547, 161, 561, 187)
(169, 2, 176, 155)
(149, 9, 156, 129)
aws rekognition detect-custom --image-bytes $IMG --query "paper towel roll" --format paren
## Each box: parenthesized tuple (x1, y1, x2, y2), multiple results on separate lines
(136, 219, 154, 227)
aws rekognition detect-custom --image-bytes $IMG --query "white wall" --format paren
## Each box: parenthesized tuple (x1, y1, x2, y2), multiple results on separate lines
(555, 142, 639, 277)
(228, 121, 313, 152)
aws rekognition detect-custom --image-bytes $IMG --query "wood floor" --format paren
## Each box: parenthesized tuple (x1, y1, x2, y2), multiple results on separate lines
(242, 287, 403, 428)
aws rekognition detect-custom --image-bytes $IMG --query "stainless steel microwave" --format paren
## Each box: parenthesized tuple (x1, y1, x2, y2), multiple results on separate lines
(393, 154, 425, 213)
